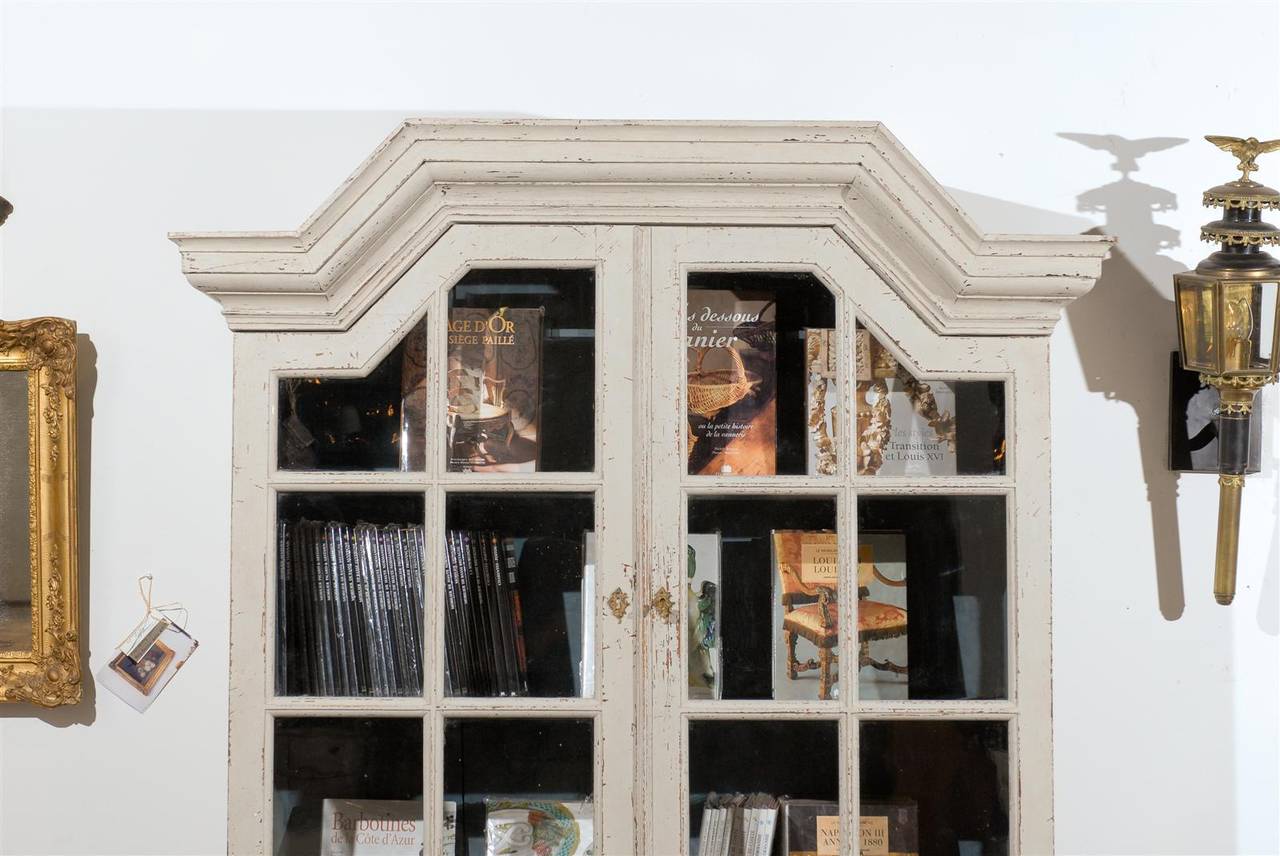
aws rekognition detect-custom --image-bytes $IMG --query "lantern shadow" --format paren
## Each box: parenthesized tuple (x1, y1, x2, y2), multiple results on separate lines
(1059, 132, 1189, 621)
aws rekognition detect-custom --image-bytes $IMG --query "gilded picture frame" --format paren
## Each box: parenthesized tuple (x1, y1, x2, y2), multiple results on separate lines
(0, 317, 80, 707)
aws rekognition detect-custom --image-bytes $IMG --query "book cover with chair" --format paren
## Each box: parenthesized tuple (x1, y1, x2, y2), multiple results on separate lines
(771, 530, 840, 701)
(771, 531, 909, 702)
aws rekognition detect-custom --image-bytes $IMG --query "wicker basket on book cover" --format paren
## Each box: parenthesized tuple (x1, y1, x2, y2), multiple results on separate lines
(687, 346, 761, 419)
(732, 301, 776, 350)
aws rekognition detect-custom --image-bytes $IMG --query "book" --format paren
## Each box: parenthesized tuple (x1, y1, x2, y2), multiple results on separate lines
(859, 801, 919, 856)
(686, 533, 722, 701)
(447, 307, 545, 473)
(319, 798, 423, 856)
(483, 798, 593, 856)
(443, 801, 458, 856)
(580, 532, 597, 699)
(856, 325, 957, 476)
(399, 321, 428, 471)
(804, 328, 838, 476)
(780, 799, 838, 856)
(687, 290, 777, 475)
(771, 530, 839, 701)
(698, 792, 779, 856)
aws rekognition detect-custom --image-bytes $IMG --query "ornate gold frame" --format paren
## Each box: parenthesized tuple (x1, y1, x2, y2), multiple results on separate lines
(0, 317, 80, 706)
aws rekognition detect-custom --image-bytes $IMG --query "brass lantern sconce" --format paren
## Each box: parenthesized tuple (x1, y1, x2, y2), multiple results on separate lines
(1174, 135, 1280, 605)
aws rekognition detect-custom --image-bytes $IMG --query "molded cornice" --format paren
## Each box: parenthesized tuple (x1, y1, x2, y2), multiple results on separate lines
(170, 120, 1112, 334)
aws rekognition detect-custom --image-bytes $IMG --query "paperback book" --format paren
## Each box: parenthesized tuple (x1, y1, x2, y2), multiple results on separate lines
(771, 530, 839, 701)
(779, 799, 838, 856)
(686, 533, 722, 700)
(855, 325, 957, 476)
(319, 799, 424, 856)
(687, 290, 777, 475)
(447, 307, 545, 473)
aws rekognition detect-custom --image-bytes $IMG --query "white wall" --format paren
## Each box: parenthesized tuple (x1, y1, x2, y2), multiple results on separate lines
(1, 2, 1276, 854)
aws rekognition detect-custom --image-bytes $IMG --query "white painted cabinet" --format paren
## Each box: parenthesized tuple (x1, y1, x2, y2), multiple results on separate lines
(171, 121, 1110, 856)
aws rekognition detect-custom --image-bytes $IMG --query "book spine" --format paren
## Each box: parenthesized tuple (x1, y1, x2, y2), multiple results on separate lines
(325, 522, 354, 696)
(306, 521, 335, 696)
(288, 520, 313, 696)
(442, 530, 466, 696)
(394, 526, 423, 695)
(479, 530, 511, 696)
(450, 530, 478, 696)
(410, 526, 427, 692)
(379, 525, 406, 694)
(357, 523, 389, 696)
(337, 523, 367, 696)
(463, 531, 494, 696)
(322, 522, 348, 695)
(487, 531, 520, 698)
(502, 537, 530, 695)
(275, 520, 288, 696)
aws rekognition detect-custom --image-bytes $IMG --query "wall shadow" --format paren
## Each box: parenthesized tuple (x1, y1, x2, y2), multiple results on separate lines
(1059, 133, 1189, 621)
(0, 333, 97, 725)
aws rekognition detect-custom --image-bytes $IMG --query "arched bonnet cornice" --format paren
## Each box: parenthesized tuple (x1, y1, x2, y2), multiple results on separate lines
(170, 120, 1112, 335)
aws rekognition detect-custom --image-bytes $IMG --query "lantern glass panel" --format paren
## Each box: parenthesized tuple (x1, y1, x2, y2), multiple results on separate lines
(1256, 281, 1278, 369)
(1176, 277, 1217, 372)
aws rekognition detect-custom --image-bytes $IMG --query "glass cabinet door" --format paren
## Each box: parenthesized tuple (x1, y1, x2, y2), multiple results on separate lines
(644, 226, 1022, 856)
(253, 225, 637, 856)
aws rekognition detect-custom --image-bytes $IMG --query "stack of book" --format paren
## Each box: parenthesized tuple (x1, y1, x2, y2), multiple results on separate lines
(695, 792, 780, 856)
(276, 520, 425, 696)
(443, 529, 529, 697)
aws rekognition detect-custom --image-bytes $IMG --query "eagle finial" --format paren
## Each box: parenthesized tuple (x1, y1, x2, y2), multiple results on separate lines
(1205, 135, 1280, 182)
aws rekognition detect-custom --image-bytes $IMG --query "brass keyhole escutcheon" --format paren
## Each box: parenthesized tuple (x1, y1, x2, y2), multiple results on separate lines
(607, 588, 630, 623)
(651, 586, 674, 623)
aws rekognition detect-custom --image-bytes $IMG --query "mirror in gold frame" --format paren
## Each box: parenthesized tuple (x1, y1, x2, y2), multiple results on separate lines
(0, 317, 80, 707)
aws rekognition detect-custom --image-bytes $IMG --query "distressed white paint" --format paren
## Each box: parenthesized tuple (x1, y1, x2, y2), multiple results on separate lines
(170, 125, 1099, 854)
(1, 3, 1277, 856)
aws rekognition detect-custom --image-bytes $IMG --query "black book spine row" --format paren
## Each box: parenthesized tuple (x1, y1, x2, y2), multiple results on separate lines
(443, 529, 529, 697)
(276, 519, 425, 697)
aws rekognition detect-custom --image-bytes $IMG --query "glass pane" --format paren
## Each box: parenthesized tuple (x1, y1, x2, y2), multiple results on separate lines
(444, 717, 593, 856)
(273, 717, 423, 856)
(860, 721, 1008, 856)
(276, 493, 425, 697)
(447, 269, 595, 473)
(278, 317, 427, 471)
(1257, 282, 1277, 364)
(856, 323, 1006, 476)
(687, 496, 838, 701)
(689, 719, 839, 856)
(686, 273, 837, 476)
(0, 370, 32, 652)
(857, 496, 1006, 700)
(444, 493, 595, 698)
(1176, 278, 1216, 372)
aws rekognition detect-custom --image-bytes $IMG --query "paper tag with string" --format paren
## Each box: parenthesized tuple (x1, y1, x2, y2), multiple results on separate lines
(117, 576, 188, 662)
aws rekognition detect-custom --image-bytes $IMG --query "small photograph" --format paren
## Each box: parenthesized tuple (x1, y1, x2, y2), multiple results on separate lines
(109, 641, 175, 695)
